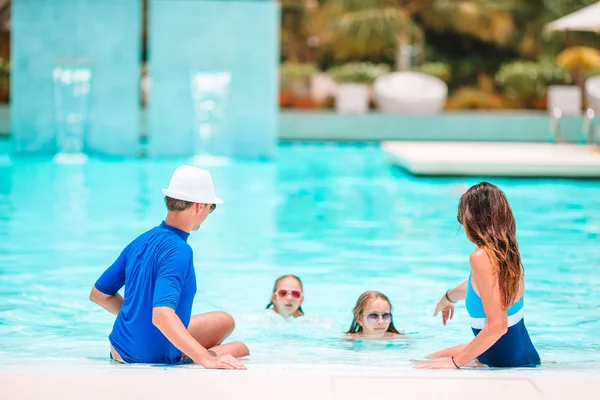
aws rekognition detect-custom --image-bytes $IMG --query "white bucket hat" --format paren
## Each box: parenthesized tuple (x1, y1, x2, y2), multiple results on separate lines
(161, 165, 223, 204)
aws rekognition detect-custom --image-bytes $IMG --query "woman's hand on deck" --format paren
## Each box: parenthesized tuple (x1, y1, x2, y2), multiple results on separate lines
(413, 357, 458, 370)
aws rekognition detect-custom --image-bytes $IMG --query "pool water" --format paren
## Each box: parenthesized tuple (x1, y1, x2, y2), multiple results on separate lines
(0, 142, 599, 369)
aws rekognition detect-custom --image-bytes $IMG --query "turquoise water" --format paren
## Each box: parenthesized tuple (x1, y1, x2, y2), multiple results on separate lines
(0, 141, 599, 369)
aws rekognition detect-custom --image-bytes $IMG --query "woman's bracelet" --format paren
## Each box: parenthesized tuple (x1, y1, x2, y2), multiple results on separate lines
(451, 357, 460, 369)
(445, 290, 457, 304)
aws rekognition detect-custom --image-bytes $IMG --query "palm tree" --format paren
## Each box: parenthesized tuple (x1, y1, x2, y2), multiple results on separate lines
(408, 0, 516, 46)
(279, 0, 337, 64)
(324, 0, 415, 67)
(511, 0, 599, 56)
(326, 0, 518, 69)
(280, 0, 313, 62)
(326, 0, 415, 60)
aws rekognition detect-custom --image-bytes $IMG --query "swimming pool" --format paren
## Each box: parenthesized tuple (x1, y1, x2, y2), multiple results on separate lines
(0, 141, 599, 369)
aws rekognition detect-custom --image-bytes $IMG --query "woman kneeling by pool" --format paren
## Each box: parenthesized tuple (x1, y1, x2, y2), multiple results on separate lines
(345, 291, 402, 340)
(416, 182, 540, 369)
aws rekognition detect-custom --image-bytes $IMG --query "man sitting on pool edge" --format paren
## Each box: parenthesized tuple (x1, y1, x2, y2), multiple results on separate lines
(89, 165, 248, 369)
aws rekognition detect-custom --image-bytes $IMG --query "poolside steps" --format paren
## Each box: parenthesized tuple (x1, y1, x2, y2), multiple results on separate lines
(382, 141, 600, 178)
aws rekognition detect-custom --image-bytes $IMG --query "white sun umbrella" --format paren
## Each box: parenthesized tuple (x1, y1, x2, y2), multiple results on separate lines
(545, 2, 600, 33)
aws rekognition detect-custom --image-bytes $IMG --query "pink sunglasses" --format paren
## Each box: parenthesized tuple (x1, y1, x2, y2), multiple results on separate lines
(274, 289, 302, 299)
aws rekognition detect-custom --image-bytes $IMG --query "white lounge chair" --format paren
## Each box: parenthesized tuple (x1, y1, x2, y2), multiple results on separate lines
(373, 71, 447, 114)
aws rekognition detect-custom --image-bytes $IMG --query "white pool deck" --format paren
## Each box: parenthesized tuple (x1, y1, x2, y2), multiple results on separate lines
(382, 142, 600, 177)
(2, 362, 600, 400)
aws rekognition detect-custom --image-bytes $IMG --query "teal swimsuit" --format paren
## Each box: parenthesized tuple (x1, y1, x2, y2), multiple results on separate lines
(465, 275, 540, 368)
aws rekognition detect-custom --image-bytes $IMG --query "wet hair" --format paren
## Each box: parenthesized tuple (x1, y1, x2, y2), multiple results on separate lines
(347, 291, 400, 334)
(165, 196, 194, 212)
(265, 274, 304, 316)
(458, 182, 523, 310)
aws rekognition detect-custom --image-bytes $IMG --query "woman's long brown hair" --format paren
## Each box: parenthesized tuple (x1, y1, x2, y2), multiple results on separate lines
(347, 291, 400, 334)
(458, 182, 523, 310)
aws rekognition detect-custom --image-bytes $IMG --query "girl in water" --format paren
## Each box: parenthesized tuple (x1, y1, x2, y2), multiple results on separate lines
(266, 275, 304, 319)
(417, 182, 540, 369)
(345, 291, 401, 340)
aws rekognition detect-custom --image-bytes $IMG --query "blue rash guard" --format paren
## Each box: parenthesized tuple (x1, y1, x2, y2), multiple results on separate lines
(94, 222, 197, 364)
(466, 275, 540, 368)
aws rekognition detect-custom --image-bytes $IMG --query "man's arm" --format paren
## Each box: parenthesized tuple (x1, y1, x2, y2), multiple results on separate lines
(90, 287, 123, 315)
(153, 248, 244, 369)
(90, 246, 127, 314)
(152, 307, 212, 360)
(151, 307, 243, 369)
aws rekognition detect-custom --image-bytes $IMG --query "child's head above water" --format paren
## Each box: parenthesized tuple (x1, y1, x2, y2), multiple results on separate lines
(266, 275, 304, 319)
(347, 291, 399, 337)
